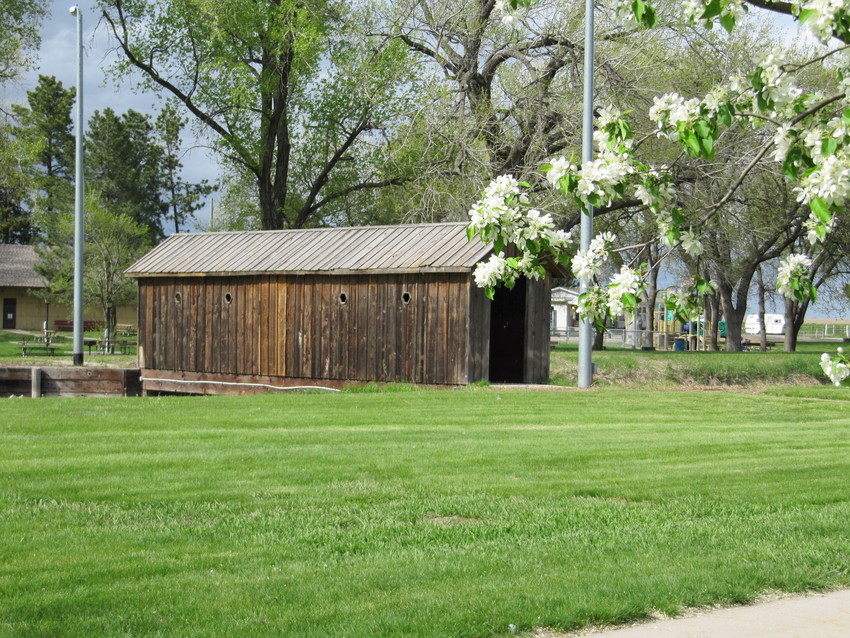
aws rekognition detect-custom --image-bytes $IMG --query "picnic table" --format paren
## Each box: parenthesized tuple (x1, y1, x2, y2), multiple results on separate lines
(21, 341, 57, 357)
(93, 338, 134, 355)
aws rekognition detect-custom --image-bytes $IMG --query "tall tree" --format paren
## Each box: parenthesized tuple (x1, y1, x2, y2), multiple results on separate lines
(100, 0, 421, 230)
(12, 75, 76, 216)
(155, 102, 215, 234)
(85, 107, 167, 240)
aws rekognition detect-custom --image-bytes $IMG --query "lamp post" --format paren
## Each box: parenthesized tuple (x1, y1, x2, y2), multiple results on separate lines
(577, 0, 595, 388)
(70, 3, 85, 366)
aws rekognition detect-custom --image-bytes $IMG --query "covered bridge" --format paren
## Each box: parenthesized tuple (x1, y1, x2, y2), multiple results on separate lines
(126, 222, 551, 394)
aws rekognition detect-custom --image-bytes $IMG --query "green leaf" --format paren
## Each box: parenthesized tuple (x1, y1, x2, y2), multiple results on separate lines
(621, 292, 637, 309)
(594, 317, 607, 333)
(506, 257, 520, 269)
(632, 0, 646, 24)
(822, 137, 839, 157)
(540, 163, 553, 172)
(518, 181, 532, 188)
(494, 237, 504, 253)
(693, 118, 712, 140)
(643, 5, 657, 27)
(466, 225, 475, 242)
(505, 279, 516, 290)
(485, 286, 495, 300)
(749, 68, 764, 93)
(719, 12, 735, 33)
(842, 108, 850, 126)
(699, 0, 722, 20)
(558, 253, 572, 267)
(798, 8, 816, 24)
(717, 104, 733, 127)
(756, 91, 773, 114)
(681, 129, 702, 157)
(701, 134, 715, 160)
(810, 197, 832, 224)
(667, 228, 680, 245)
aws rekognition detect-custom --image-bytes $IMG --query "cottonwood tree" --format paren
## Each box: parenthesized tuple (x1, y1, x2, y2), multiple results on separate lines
(0, 0, 47, 88)
(99, 0, 422, 230)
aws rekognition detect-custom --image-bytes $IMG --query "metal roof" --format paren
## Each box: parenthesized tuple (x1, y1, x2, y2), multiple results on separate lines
(126, 222, 494, 278)
(0, 244, 47, 288)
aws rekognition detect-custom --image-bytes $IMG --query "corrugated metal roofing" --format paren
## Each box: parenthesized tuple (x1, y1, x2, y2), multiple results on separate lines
(126, 222, 493, 277)
(0, 244, 47, 288)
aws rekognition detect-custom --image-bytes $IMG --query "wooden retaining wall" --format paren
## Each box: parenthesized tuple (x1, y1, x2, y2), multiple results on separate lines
(0, 367, 142, 398)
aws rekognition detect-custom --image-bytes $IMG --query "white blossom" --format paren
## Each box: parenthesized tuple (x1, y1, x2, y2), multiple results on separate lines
(545, 156, 574, 188)
(776, 253, 813, 299)
(795, 153, 850, 208)
(473, 252, 509, 289)
(820, 352, 850, 386)
(679, 230, 704, 258)
(772, 124, 796, 163)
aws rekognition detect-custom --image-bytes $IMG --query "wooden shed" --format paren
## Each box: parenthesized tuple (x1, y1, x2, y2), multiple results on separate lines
(126, 222, 551, 394)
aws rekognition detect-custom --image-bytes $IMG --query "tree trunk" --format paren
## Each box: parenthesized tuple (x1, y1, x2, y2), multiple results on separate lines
(593, 327, 606, 351)
(707, 293, 720, 351)
(718, 282, 745, 351)
(783, 297, 809, 352)
(756, 267, 768, 351)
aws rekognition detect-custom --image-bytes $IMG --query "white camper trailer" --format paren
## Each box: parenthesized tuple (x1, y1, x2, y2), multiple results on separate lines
(744, 313, 785, 335)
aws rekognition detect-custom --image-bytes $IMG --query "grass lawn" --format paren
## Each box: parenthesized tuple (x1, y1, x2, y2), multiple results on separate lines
(549, 341, 835, 387)
(2, 387, 849, 637)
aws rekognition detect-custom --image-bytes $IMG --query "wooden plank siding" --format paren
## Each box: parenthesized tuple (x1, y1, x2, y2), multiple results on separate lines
(138, 273, 478, 386)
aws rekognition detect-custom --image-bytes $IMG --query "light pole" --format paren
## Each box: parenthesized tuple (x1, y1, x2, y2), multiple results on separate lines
(71, 3, 85, 366)
(577, 0, 595, 388)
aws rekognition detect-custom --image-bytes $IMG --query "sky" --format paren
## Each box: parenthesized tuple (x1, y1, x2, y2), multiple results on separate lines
(1, 0, 220, 228)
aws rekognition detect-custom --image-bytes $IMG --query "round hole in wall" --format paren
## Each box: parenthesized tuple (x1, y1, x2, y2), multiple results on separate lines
(174, 292, 183, 304)
(401, 292, 412, 305)
(339, 292, 348, 305)
(224, 292, 233, 305)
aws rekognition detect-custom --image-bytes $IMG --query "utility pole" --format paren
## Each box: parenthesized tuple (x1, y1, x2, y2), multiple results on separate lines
(578, 0, 595, 388)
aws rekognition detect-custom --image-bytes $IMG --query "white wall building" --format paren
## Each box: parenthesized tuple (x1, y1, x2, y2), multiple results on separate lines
(550, 287, 579, 332)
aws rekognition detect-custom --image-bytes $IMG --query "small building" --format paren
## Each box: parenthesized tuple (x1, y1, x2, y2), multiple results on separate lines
(126, 222, 552, 394)
(0, 243, 135, 332)
(1, 244, 50, 330)
(550, 286, 579, 333)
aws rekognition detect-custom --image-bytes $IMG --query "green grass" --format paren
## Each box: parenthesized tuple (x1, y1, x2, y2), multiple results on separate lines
(2, 388, 850, 637)
(549, 341, 834, 387)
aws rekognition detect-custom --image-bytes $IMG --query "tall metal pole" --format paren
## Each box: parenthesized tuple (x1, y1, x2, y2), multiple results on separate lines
(577, 0, 595, 389)
(72, 4, 85, 366)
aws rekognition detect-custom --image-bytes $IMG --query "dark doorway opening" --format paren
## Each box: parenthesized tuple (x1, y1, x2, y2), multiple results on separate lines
(3, 298, 16, 330)
(488, 279, 526, 383)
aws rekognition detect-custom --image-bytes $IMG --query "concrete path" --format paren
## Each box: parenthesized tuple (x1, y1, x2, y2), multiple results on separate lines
(556, 590, 850, 637)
